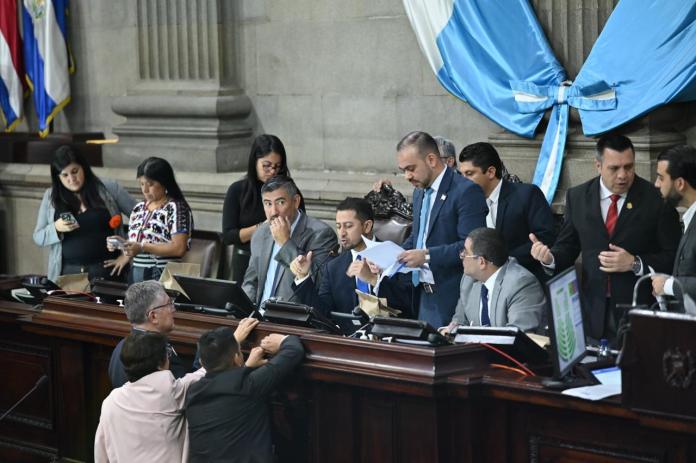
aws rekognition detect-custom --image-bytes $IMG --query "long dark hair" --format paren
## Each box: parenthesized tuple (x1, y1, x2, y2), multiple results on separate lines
(50, 145, 105, 214)
(136, 157, 188, 207)
(241, 134, 291, 206)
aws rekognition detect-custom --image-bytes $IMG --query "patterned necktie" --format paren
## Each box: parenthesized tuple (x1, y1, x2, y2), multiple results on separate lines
(486, 198, 495, 228)
(412, 187, 434, 286)
(355, 255, 370, 293)
(480, 284, 491, 326)
(605, 194, 620, 236)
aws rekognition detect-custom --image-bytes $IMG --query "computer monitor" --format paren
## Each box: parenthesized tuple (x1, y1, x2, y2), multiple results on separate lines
(172, 275, 256, 317)
(546, 267, 587, 380)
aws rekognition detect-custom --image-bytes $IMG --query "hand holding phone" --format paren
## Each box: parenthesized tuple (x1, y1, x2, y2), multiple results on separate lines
(106, 235, 127, 251)
(55, 213, 79, 233)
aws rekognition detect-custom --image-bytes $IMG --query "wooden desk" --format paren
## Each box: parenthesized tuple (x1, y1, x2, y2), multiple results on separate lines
(0, 297, 694, 463)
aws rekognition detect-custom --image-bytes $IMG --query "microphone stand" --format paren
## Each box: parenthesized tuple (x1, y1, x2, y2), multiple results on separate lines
(0, 375, 48, 423)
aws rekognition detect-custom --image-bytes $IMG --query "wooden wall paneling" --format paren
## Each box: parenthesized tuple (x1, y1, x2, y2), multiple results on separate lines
(310, 382, 356, 463)
(53, 339, 87, 461)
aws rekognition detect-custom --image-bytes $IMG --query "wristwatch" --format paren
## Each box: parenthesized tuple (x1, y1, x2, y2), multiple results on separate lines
(631, 256, 641, 274)
(424, 251, 431, 263)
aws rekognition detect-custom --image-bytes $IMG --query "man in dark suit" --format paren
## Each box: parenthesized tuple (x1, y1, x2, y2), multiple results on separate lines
(108, 280, 189, 388)
(530, 134, 681, 344)
(652, 145, 696, 306)
(289, 197, 411, 316)
(393, 131, 488, 328)
(185, 327, 304, 463)
(242, 175, 337, 308)
(458, 142, 556, 281)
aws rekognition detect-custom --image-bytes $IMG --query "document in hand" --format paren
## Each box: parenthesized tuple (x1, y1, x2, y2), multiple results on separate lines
(356, 241, 407, 272)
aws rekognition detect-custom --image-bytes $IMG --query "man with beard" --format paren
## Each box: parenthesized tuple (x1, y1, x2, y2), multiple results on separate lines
(242, 175, 337, 308)
(289, 197, 411, 316)
(652, 145, 696, 304)
(530, 134, 681, 345)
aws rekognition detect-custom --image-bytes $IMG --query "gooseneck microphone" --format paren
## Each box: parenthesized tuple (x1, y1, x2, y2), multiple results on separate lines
(0, 375, 48, 423)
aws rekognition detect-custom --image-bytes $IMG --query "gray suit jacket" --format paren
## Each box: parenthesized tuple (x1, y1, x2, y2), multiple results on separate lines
(242, 212, 337, 305)
(672, 216, 696, 301)
(451, 258, 545, 332)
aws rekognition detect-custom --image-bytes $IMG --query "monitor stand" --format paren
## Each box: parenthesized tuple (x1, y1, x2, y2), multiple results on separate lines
(541, 367, 598, 391)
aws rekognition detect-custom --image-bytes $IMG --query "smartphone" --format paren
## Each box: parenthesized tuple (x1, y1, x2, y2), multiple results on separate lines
(60, 212, 77, 224)
(107, 236, 126, 250)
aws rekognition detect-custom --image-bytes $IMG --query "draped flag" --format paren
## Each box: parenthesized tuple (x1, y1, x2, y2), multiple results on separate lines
(0, 0, 25, 131)
(22, 0, 72, 137)
(403, 0, 696, 202)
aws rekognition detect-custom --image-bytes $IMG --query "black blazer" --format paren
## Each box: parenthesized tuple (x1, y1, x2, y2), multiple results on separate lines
(185, 336, 304, 463)
(551, 176, 681, 339)
(293, 250, 413, 317)
(672, 215, 696, 301)
(495, 180, 556, 281)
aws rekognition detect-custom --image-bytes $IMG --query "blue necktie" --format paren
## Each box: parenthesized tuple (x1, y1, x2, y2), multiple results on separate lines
(355, 255, 370, 293)
(480, 284, 491, 326)
(412, 187, 433, 286)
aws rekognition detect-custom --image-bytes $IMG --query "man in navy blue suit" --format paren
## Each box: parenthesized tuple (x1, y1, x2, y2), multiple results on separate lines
(392, 131, 488, 328)
(289, 197, 411, 316)
(458, 142, 556, 282)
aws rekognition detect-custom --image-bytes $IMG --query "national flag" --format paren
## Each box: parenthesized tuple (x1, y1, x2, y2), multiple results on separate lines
(0, 0, 25, 131)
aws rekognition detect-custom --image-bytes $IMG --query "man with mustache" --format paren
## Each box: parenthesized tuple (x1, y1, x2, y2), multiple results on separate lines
(242, 175, 337, 308)
(530, 134, 681, 345)
(652, 145, 696, 306)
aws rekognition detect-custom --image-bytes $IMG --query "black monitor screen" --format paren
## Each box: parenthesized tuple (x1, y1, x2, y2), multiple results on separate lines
(546, 267, 586, 379)
(173, 275, 255, 315)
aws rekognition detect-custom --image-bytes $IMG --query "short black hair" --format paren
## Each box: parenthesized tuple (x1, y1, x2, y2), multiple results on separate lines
(468, 227, 508, 267)
(336, 197, 374, 223)
(595, 134, 634, 161)
(658, 145, 696, 189)
(396, 131, 439, 159)
(261, 175, 300, 198)
(458, 142, 503, 179)
(120, 331, 168, 383)
(198, 327, 240, 372)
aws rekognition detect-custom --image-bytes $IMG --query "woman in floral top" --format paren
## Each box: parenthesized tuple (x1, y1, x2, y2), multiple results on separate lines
(108, 157, 193, 282)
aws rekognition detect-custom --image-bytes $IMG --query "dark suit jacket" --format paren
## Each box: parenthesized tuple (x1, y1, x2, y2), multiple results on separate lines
(400, 168, 488, 328)
(293, 250, 413, 317)
(551, 176, 681, 339)
(672, 213, 696, 302)
(108, 328, 189, 388)
(495, 180, 556, 281)
(185, 336, 304, 463)
(243, 213, 337, 305)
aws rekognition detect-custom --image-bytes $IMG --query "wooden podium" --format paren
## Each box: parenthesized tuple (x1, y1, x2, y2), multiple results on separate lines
(1, 294, 695, 462)
(621, 309, 696, 420)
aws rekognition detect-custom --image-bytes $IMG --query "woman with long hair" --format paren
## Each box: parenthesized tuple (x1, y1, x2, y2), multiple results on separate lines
(109, 157, 194, 283)
(33, 145, 135, 282)
(221, 134, 304, 281)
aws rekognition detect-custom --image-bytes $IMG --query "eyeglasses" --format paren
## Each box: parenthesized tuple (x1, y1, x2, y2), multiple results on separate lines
(147, 298, 176, 316)
(261, 162, 283, 173)
(459, 250, 482, 260)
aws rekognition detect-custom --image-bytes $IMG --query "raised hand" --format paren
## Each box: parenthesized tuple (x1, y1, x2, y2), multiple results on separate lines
(290, 251, 313, 279)
(529, 233, 553, 265)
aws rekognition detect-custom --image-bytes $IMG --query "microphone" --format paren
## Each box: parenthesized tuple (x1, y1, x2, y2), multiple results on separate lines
(0, 375, 48, 423)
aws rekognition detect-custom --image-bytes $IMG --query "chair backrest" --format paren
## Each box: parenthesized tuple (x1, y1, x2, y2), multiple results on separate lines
(373, 217, 412, 246)
(181, 230, 222, 279)
(365, 183, 413, 246)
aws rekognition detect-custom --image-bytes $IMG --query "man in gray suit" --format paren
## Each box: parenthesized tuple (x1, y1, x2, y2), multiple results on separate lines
(442, 227, 545, 333)
(652, 145, 696, 306)
(242, 175, 337, 308)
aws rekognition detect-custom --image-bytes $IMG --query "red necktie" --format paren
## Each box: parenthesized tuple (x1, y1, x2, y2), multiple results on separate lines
(605, 194, 620, 236)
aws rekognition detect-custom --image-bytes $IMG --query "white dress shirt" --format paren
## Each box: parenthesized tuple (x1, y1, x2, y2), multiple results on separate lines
(479, 267, 501, 324)
(485, 179, 503, 229)
(422, 167, 447, 245)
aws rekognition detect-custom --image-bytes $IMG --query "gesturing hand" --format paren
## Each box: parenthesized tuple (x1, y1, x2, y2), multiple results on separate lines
(529, 233, 553, 265)
(598, 244, 635, 273)
(346, 259, 378, 286)
(270, 216, 291, 246)
(290, 251, 313, 279)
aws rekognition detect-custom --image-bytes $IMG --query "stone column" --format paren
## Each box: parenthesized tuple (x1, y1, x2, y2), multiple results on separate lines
(489, 0, 685, 207)
(108, 0, 254, 172)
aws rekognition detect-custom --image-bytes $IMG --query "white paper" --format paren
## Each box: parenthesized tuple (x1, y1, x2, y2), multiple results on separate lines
(561, 383, 621, 401)
(357, 241, 404, 270)
(592, 366, 622, 386)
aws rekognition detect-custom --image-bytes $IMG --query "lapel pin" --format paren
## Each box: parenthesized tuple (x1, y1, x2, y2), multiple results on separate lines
(627, 202, 633, 209)
(441, 194, 447, 201)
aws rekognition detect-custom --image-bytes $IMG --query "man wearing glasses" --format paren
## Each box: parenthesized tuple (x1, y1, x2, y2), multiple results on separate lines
(441, 227, 546, 334)
(108, 280, 187, 388)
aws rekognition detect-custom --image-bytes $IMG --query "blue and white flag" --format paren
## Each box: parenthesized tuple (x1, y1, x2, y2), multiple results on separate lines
(22, 0, 72, 137)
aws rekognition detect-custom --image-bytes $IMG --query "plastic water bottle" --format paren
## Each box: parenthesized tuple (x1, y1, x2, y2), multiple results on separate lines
(598, 338, 610, 358)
